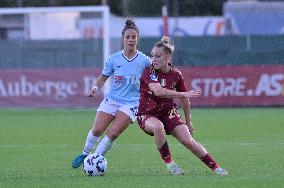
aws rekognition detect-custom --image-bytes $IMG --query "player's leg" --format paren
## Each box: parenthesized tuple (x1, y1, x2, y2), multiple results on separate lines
(71, 98, 116, 169)
(95, 103, 138, 156)
(85, 111, 115, 154)
(142, 116, 184, 176)
(171, 125, 228, 175)
(85, 98, 117, 154)
(72, 111, 114, 169)
(95, 110, 132, 155)
(170, 124, 207, 157)
(144, 117, 167, 148)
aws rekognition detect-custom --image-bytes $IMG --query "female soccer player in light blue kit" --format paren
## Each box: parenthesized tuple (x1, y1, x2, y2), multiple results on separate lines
(72, 19, 151, 168)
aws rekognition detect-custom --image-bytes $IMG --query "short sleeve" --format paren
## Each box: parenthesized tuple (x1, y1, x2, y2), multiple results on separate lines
(145, 56, 151, 67)
(101, 57, 114, 77)
(138, 51, 151, 68)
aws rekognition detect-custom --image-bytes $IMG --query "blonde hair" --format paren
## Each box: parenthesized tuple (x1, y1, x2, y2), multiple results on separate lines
(154, 36, 174, 55)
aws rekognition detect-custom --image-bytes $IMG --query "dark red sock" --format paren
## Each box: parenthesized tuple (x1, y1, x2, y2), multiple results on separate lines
(200, 153, 219, 171)
(158, 142, 172, 163)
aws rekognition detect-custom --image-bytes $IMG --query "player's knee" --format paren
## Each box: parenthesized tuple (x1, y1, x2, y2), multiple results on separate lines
(145, 118, 165, 134)
(152, 122, 164, 134)
(92, 127, 105, 137)
(107, 125, 126, 140)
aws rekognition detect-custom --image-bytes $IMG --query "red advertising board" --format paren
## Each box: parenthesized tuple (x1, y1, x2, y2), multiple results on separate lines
(180, 65, 284, 107)
(0, 65, 283, 108)
(0, 68, 103, 108)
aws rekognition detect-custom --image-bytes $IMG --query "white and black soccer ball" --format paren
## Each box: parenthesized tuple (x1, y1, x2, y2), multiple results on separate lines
(83, 153, 108, 176)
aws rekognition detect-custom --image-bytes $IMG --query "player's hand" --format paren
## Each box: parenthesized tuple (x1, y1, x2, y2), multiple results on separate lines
(185, 90, 201, 98)
(88, 86, 99, 97)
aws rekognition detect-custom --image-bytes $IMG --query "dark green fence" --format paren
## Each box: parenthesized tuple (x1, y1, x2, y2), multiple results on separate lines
(139, 35, 284, 66)
(0, 39, 103, 69)
(1, 35, 284, 69)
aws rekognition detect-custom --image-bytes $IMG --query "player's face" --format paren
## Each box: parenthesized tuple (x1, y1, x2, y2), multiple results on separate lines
(151, 47, 170, 70)
(123, 29, 138, 50)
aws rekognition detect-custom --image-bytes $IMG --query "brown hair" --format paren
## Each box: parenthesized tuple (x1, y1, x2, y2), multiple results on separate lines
(154, 36, 174, 55)
(121, 19, 139, 37)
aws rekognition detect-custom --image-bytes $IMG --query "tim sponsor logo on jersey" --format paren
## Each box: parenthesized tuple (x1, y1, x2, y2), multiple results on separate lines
(114, 75, 141, 85)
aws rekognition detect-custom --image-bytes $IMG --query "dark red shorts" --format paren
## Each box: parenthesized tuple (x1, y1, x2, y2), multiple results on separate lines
(137, 107, 184, 136)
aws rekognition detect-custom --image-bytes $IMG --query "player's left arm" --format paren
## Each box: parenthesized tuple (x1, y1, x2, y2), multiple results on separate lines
(177, 71, 195, 135)
(180, 98, 195, 135)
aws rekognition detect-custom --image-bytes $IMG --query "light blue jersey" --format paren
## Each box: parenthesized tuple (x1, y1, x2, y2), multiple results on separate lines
(102, 50, 151, 104)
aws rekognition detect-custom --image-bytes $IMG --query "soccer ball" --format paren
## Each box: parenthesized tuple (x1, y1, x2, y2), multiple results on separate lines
(83, 153, 108, 176)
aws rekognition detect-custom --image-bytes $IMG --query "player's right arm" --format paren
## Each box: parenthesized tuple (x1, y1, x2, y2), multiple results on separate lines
(88, 74, 109, 97)
(89, 55, 114, 97)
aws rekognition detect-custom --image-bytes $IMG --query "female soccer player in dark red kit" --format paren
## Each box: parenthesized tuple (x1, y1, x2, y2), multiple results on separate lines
(137, 36, 228, 176)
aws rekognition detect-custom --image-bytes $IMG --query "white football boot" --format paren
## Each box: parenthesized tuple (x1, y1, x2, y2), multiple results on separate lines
(214, 167, 228, 176)
(168, 163, 184, 176)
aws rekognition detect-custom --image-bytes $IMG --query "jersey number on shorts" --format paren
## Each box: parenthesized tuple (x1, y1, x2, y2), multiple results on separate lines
(130, 106, 138, 116)
(169, 108, 180, 119)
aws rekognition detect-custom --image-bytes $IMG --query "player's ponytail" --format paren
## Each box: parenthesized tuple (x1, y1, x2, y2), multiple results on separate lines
(122, 18, 139, 37)
(161, 36, 170, 44)
(155, 36, 174, 55)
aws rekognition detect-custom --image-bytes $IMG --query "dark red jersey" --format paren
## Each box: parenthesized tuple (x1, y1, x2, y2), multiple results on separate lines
(137, 66, 187, 115)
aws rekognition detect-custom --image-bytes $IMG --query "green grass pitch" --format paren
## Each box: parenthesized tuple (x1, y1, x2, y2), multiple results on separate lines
(0, 108, 284, 188)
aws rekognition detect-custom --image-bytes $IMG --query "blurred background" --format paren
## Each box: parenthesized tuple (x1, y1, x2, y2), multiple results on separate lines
(0, 0, 283, 108)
